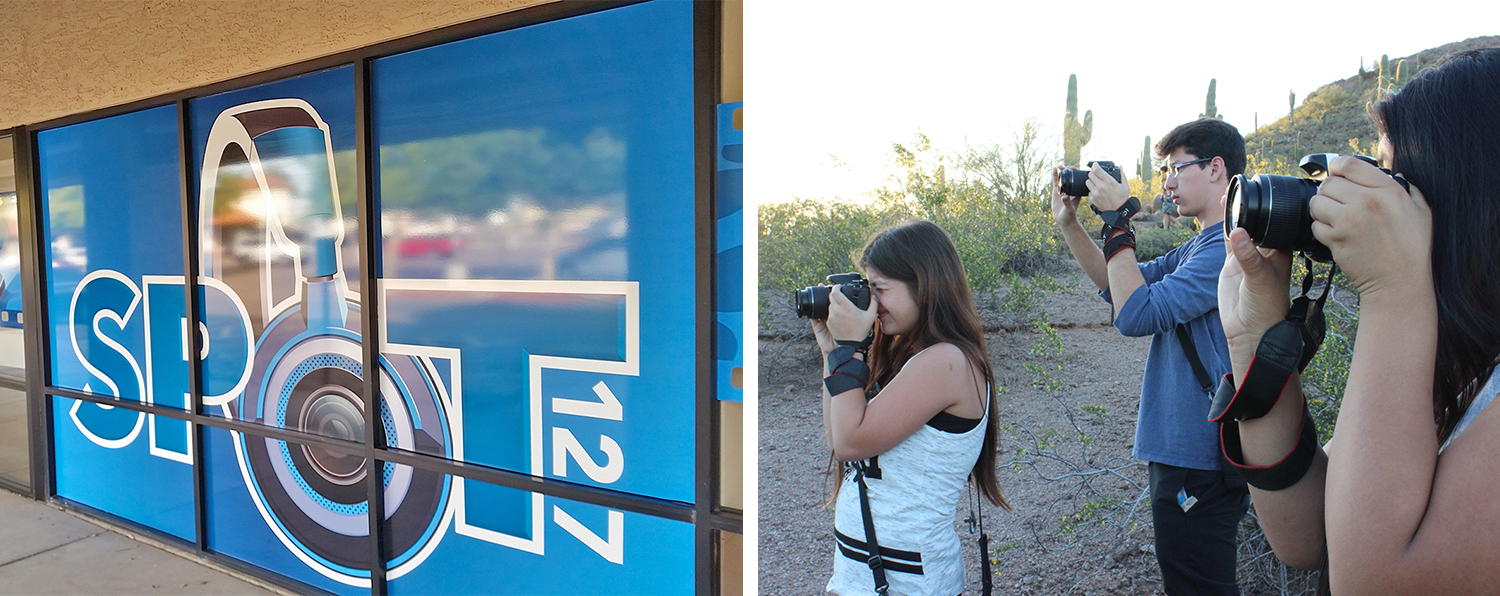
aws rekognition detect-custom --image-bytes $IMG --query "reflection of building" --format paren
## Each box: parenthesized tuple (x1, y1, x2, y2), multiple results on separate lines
(0, 2, 743, 595)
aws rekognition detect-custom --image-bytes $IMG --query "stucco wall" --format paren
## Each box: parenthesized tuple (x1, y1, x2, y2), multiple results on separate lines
(0, 0, 549, 129)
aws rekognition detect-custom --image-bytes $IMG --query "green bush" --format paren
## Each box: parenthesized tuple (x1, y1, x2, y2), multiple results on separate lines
(1133, 227, 1196, 262)
(758, 132, 1065, 294)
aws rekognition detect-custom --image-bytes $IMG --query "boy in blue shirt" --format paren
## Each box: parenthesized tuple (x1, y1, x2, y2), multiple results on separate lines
(1051, 118, 1249, 595)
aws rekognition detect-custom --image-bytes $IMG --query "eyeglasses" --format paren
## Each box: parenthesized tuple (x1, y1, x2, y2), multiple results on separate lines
(1167, 157, 1213, 178)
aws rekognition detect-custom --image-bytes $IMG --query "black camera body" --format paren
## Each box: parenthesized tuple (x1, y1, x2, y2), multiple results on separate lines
(795, 272, 871, 319)
(1058, 160, 1123, 197)
(1225, 153, 1409, 263)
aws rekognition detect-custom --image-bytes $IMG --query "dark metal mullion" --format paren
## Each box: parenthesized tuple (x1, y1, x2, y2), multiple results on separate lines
(354, 57, 389, 596)
(706, 511, 742, 534)
(46, 385, 364, 449)
(41, 383, 694, 521)
(692, 1, 722, 594)
(377, 447, 696, 522)
(13, 126, 55, 502)
(176, 98, 210, 554)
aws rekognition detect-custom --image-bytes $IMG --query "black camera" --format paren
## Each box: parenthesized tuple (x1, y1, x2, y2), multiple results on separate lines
(1058, 160, 1123, 197)
(794, 273, 871, 319)
(1225, 154, 1409, 263)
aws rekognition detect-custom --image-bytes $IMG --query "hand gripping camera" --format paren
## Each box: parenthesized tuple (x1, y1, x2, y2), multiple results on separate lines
(794, 273, 871, 320)
(1225, 153, 1410, 263)
(1058, 160, 1123, 197)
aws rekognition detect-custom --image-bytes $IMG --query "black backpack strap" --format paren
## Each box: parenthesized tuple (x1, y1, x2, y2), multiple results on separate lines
(853, 459, 889, 594)
(1179, 322, 1253, 493)
(977, 494, 992, 596)
(1175, 323, 1215, 396)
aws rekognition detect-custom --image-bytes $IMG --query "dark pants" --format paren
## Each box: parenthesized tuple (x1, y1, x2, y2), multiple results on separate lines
(1149, 462, 1250, 596)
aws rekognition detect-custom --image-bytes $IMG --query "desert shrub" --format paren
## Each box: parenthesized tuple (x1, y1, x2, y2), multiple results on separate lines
(1133, 226, 1197, 262)
(758, 130, 1065, 294)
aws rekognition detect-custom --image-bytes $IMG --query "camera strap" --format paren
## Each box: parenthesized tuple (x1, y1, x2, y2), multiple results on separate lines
(1220, 402, 1320, 491)
(964, 485, 993, 596)
(1209, 256, 1336, 423)
(1090, 196, 1142, 241)
(852, 459, 891, 595)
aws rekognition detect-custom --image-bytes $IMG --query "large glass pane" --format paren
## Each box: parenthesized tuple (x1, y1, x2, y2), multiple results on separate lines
(53, 396, 195, 540)
(371, 0, 696, 512)
(38, 106, 195, 534)
(0, 134, 28, 490)
(203, 425, 369, 595)
(0, 386, 27, 487)
(39, 105, 185, 403)
(384, 474, 694, 595)
(188, 67, 370, 447)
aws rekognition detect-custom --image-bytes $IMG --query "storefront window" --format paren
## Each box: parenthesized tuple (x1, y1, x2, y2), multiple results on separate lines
(37, 105, 195, 540)
(0, 134, 27, 491)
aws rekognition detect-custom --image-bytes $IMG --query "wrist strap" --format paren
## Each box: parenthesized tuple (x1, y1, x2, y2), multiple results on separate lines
(1103, 231, 1136, 260)
(1220, 407, 1319, 491)
(1091, 196, 1141, 240)
(825, 346, 870, 396)
(836, 336, 873, 351)
(1207, 318, 1303, 422)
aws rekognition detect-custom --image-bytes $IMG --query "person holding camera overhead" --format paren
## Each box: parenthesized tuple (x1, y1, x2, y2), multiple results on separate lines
(1218, 48, 1500, 595)
(1052, 118, 1249, 594)
(808, 218, 1008, 596)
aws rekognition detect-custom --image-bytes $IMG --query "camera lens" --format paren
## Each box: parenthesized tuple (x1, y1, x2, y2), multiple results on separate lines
(1059, 168, 1091, 197)
(1225, 173, 1332, 262)
(794, 285, 832, 319)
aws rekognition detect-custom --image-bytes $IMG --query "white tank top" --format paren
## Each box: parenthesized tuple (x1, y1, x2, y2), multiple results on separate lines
(826, 350, 988, 596)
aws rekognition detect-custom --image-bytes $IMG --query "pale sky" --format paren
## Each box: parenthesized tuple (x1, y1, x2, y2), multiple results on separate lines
(746, 0, 1500, 206)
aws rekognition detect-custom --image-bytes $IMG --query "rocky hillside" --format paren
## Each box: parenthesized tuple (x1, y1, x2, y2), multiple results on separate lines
(1244, 35, 1500, 165)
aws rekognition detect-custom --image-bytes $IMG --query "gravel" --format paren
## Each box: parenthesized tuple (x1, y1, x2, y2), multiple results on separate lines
(756, 260, 1319, 595)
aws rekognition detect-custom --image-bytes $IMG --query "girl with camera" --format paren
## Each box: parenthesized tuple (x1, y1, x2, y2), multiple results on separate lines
(811, 218, 1008, 596)
(1219, 48, 1500, 595)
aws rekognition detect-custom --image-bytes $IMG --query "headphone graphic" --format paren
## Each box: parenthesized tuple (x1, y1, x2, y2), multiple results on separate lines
(199, 99, 453, 585)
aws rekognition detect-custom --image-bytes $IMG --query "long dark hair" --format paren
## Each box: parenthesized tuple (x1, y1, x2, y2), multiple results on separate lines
(858, 219, 1009, 508)
(1368, 47, 1500, 441)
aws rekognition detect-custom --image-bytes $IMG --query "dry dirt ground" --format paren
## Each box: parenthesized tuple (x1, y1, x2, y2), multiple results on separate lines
(756, 260, 1320, 596)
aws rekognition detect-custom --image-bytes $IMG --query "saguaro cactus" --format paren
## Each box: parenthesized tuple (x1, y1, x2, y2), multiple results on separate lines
(1201, 79, 1220, 119)
(1063, 74, 1093, 167)
(1138, 136, 1153, 186)
(1379, 54, 1391, 90)
(1289, 89, 1296, 121)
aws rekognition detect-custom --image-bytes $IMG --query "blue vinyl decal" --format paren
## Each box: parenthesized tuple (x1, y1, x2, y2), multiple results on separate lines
(716, 102, 744, 402)
(373, 1, 698, 592)
(37, 104, 195, 541)
(43, 1, 696, 593)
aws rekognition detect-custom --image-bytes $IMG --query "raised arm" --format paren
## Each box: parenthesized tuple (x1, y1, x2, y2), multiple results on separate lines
(1219, 226, 1329, 569)
(1052, 165, 1110, 292)
(1223, 157, 1500, 594)
(813, 290, 977, 462)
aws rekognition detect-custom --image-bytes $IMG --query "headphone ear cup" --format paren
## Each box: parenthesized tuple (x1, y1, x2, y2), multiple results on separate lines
(237, 298, 453, 580)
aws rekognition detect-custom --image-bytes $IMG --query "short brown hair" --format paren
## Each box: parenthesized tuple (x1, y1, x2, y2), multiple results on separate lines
(1156, 118, 1246, 178)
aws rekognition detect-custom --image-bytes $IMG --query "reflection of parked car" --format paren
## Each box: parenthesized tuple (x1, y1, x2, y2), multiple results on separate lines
(395, 235, 458, 258)
(229, 231, 267, 265)
(556, 237, 626, 280)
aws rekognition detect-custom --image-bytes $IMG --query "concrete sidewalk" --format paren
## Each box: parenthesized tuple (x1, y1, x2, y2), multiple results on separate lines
(0, 489, 281, 595)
